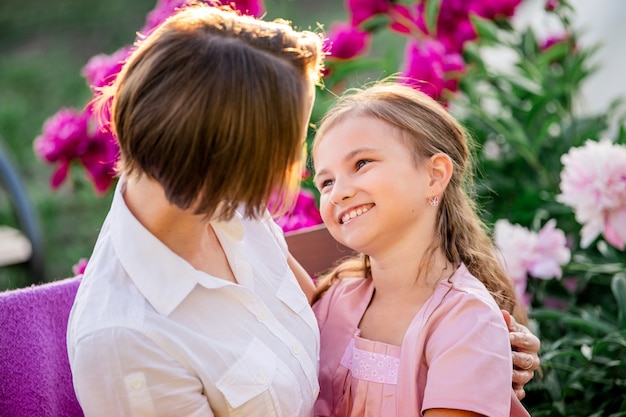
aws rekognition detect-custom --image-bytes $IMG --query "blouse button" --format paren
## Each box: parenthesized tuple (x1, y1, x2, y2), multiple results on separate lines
(256, 309, 268, 322)
(256, 373, 266, 384)
(291, 343, 302, 355)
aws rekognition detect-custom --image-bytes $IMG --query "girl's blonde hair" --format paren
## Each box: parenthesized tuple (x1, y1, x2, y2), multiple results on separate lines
(312, 82, 525, 321)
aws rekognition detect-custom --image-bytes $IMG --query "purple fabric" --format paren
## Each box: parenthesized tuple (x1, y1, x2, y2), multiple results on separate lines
(0, 276, 84, 417)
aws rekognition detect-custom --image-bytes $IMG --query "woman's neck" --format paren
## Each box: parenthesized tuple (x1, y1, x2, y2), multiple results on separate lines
(123, 174, 207, 244)
(121, 174, 235, 281)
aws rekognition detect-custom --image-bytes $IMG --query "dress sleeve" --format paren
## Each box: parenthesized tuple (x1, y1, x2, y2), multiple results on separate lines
(421, 293, 513, 417)
(70, 327, 214, 417)
(311, 281, 336, 330)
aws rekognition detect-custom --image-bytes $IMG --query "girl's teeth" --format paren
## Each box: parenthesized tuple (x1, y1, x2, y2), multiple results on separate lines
(342, 207, 369, 223)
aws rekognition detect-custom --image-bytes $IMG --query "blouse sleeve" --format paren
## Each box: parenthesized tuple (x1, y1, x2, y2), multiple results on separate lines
(70, 327, 214, 417)
(264, 213, 289, 258)
(421, 293, 513, 417)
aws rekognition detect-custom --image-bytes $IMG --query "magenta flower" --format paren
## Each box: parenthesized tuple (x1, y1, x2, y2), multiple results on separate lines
(141, 0, 265, 36)
(557, 139, 626, 250)
(141, 0, 189, 35)
(272, 189, 323, 233)
(80, 125, 119, 194)
(228, 0, 265, 17)
(429, 0, 477, 53)
(72, 258, 89, 275)
(325, 22, 371, 60)
(539, 33, 573, 51)
(347, 0, 390, 26)
(494, 219, 571, 306)
(33, 108, 90, 189)
(33, 108, 119, 194)
(82, 47, 131, 90)
(387, 3, 420, 34)
(400, 38, 465, 100)
(468, 0, 522, 20)
(410, 0, 522, 54)
(545, 0, 560, 11)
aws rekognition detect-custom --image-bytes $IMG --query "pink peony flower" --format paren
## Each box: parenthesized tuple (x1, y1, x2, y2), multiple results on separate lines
(82, 47, 132, 90)
(532, 219, 572, 278)
(272, 189, 323, 233)
(494, 219, 571, 305)
(347, 0, 390, 27)
(324, 22, 371, 60)
(400, 38, 465, 100)
(557, 139, 626, 250)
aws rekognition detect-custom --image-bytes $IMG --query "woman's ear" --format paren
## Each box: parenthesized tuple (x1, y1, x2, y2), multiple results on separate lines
(428, 153, 453, 196)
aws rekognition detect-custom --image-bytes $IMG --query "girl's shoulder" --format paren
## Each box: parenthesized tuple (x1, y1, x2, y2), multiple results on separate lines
(438, 263, 500, 309)
(312, 277, 373, 327)
(416, 264, 504, 334)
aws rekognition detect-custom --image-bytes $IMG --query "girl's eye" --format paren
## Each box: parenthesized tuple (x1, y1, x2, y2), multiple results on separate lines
(317, 179, 334, 190)
(356, 159, 370, 170)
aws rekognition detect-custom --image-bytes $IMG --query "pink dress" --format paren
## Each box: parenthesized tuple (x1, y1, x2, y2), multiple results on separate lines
(334, 329, 402, 416)
(313, 263, 530, 417)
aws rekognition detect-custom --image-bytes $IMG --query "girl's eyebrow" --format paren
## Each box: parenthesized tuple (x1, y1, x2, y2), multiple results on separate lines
(314, 147, 379, 180)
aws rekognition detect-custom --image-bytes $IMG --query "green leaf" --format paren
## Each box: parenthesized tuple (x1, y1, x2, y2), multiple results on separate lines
(530, 308, 616, 334)
(536, 41, 571, 68)
(611, 274, 626, 328)
(424, 0, 442, 34)
(359, 13, 392, 32)
(469, 14, 500, 44)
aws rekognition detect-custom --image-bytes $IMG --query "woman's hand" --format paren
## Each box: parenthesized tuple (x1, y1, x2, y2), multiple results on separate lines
(502, 310, 541, 400)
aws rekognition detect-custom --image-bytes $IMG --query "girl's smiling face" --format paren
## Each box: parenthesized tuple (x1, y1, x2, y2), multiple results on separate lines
(313, 115, 436, 257)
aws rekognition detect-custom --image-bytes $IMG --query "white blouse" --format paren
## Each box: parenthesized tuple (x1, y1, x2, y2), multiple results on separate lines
(67, 181, 320, 417)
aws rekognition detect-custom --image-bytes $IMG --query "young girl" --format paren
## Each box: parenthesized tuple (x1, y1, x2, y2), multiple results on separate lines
(312, 82, 531, 416)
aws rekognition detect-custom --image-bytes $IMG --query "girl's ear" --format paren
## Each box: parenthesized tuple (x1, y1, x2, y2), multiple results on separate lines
(428, 153, 453, 196)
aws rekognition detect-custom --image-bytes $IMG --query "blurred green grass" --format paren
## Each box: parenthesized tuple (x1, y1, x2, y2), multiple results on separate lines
(0, 0, 158, 289)
(0, 0, 344, 290)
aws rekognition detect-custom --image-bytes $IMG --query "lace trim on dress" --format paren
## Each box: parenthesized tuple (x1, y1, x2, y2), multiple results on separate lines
(339, 332, 401, 385)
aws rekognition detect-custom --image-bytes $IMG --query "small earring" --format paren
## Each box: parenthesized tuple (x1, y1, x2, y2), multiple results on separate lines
(428, 192, 439, 207)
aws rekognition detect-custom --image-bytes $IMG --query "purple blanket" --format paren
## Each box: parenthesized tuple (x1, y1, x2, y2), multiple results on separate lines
(0, 276, 83, 417)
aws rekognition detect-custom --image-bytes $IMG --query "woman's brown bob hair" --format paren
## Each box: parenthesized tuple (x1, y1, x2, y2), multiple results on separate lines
(95, 4, 324, 220)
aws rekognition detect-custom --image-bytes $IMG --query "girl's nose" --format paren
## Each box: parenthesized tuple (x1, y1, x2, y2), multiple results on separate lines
(330, 180, 355, 205)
